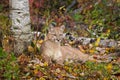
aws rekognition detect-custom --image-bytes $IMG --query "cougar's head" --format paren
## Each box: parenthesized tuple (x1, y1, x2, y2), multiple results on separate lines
(47, 25, 65, 43)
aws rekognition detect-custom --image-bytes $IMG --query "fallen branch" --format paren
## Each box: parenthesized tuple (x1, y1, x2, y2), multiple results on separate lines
(76, 37, 119, 48)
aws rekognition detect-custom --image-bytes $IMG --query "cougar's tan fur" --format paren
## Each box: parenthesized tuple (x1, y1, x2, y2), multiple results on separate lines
(40, 25, 93, 64)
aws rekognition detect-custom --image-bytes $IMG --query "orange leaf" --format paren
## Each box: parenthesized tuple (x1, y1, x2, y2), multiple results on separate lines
(78, 45, 85, 53)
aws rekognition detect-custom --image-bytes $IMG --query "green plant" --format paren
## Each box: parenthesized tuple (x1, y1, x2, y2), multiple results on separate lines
(0, 13, 11, 36)
(73, 13, 83, 21)
(84, 61, 119, 80)
(0, 48, 20, 80)
(88, 0, 120, 40)
(71, 0, 120, 40)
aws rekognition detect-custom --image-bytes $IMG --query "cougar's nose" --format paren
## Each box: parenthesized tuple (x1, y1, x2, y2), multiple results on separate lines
(56, 39, 61, 42)
(57, 39, 60, 41)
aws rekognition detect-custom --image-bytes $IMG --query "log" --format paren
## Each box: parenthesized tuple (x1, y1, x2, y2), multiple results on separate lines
(76, 37, 119, 48)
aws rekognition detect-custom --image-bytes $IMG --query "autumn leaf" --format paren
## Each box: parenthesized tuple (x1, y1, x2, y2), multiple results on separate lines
(17, 54, 30, 65)
(39, 77, 46, 80)
(117, 0, 120, 3)
(59, 5, 66, 11)
(34, 69, 44, 78)
(55, 68, 61, 73)
(38, 40, 44, 44)
(95, 37, 101, 46)
(69, 41, 75, 45)
(34, 69, 39, 75)
(103, 77, 109, 80)
(89, 49, 95, 54)
(78, 45, 85, 53)
(28, 45, 34, 52)
(106, 63, 113, 72)
(43, 62, 48, 67)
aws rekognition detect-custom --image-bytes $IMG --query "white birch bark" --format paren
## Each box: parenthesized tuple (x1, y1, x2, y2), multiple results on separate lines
(9, 0, 32, 55)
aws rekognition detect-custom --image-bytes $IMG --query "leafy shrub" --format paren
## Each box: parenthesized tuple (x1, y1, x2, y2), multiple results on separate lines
(72, 0, 120, 40)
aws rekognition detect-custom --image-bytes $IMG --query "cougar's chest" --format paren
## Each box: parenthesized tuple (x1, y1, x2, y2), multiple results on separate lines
(41, 40, 62, 59)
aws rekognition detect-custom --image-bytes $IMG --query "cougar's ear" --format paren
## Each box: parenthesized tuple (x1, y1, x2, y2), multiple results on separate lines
(60, 25, 65, 31)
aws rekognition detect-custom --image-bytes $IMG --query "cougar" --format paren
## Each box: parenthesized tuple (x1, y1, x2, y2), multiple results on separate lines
(40, 25, 95, 65)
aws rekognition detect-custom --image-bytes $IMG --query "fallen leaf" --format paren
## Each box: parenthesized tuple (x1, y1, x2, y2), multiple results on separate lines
(28, 45, 34, 52)
(95, 37, 100, 46)
(78, 45, 85, 53)
(106, 63, 113, 72)
(43, 62, 48, 66)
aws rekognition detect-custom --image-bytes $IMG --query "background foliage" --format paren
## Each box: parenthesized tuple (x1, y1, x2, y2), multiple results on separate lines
(29, 0, 120, 40)
(0, 0, 120, 79)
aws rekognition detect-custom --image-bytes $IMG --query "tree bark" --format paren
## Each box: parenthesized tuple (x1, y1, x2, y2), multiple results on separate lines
(9, 0, 32, 55)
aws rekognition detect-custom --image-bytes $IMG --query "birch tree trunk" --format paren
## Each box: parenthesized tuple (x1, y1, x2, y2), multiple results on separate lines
(9, 0, 32, 55)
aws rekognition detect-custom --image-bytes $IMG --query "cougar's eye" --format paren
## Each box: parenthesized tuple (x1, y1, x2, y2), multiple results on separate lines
(53, 34, 56, 36)
(59, 34, 63, 36)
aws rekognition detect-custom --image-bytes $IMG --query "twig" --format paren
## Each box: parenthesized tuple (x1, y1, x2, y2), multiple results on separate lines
(65, 0, 77, 13)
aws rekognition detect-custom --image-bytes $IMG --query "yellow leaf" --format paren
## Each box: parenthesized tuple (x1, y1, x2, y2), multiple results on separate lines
(89, 49, 95, 54)
(106, 63, 112, 72)
(64, 61, 69, 65)
(103, 77, 108, 80)
(117, 0, 120, 3)
(38, 40, 44, 44)
(69, 41, 75, 45)
(107, 29, 110, 33)
(40, 77, 46, 80)
(78, 45, 85, 53)
(59, 5, 65, 10)
(43, 62, 48, 66)
(98, 22, 102, 26)
(61, 73, 66, 77)
(95, 37, 100, 46)
(33, 64, 40, 69)
(34, 69, 38, 74)
(88, 25, 91, 29)
(28, 46, 34, 52)
(64, 66, 69, 70)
